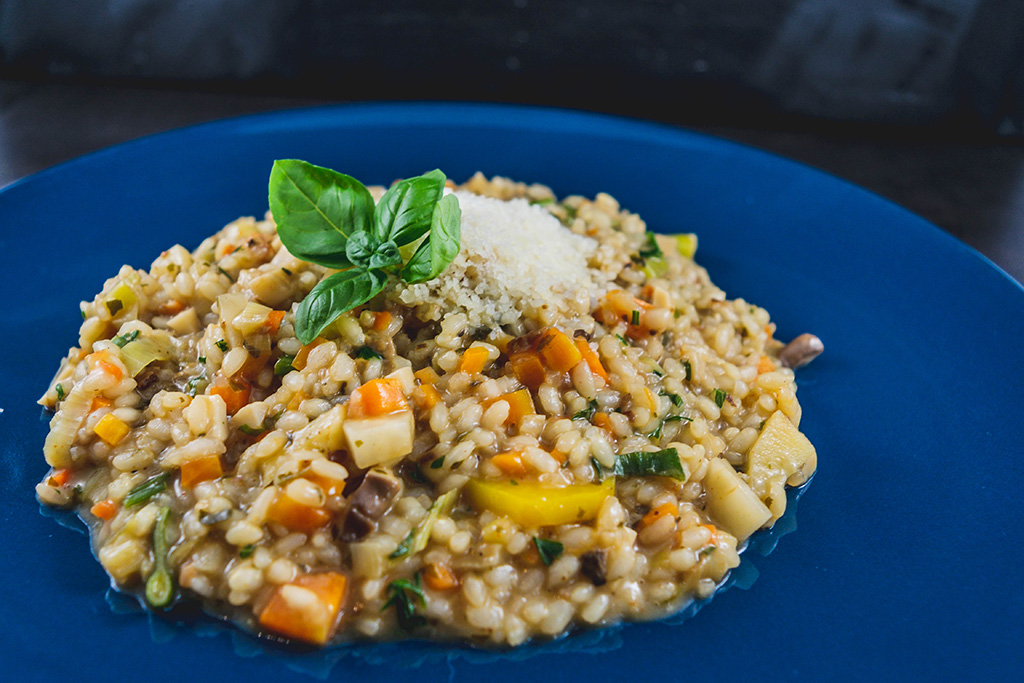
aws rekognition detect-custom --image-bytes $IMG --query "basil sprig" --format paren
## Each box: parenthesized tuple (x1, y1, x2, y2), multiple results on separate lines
(269, 160, 462, 344)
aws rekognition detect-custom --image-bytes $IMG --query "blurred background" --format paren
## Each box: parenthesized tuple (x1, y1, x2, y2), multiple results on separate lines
(2, 0, 1024, 280)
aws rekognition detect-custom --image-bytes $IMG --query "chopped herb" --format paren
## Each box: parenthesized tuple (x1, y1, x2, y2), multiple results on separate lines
(112, 329, 140, 348)
(238, 424, 266, 437)
(683, 360, 692, 381)
(572, 398, 599, 422)
(630, 310, 641, 326)
(430, 456, 445, 469)
(389, 530, 417, 559)
(105, 299, 123, 316)
(239, 544, 255, 559)
(408, 464, 429, 485)
(216, 265, 235, 283)
(699, 546, 716, 558)
(55, 384, 66, 401)
(355, 346, 383, 361)
(590, 457, 605, 481)
(533, 537, 565, 566)
(382, 574, 427, 631)
(713, 389, 727, 408)
(758, 419, 766, 431)
(144, 506, 174, 608)
(665, 414, 692, 423)
(198, 356, 206, 364)
(616, 334, 629, 346)
(80, 307, 87, 321)
(215, 339, 229, 352)
(124, 472, 171, 507)
(638, 232, 664, 259)
(662, 392, 683, 408)
(613, 448, 687, 480)
(281, 267, 293, 276)
(531, 197, 555, 206)
(648, 421, 664, 440)
(273, 354, 295, 376)
(185, 372, 207, 397)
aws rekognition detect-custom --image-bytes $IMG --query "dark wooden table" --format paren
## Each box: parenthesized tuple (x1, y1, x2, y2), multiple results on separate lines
(3, 81, 1023, 284)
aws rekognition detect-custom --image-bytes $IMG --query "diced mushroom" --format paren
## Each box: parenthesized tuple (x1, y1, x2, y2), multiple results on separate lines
(338, 469, 402, 541)
(580, 549, 608, 586)
(778, 333, 824, 369)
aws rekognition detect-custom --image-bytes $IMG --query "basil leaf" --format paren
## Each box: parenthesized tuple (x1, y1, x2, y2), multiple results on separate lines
(374, 170, 446, 246)
(369, 240, 402, 270)
(294, 269, 387, 344)
(612, 448, 687, 480)
(269, 159, 375, 269)
(533, 537, 564, 566)
(401, 193, 461, 284)
(345, 230, 376, 267)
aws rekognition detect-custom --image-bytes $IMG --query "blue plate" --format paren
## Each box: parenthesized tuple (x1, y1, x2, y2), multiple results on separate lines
(1, 104, 1022, 681)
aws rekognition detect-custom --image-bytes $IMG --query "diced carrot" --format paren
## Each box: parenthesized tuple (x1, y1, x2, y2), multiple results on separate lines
(537, 328, 583, 373)
(757, 356, 776, 374)
(291, 337, 327, 371)
(573, 337, 608, 381)
(372, 311, 392, 332)
(347, 378, 408, 419)
(263, 310, 286, 336)
(414, 384, 442, 410)
(550, 450, 567, 464)
(48, 469, 71, 487)
(520, 542, 542, 566)
(307, 473, 344, 498)
(422, 562, 459, 591)
(94, 413, 130, 446)
(238, 348, 271, 381)
(458, 345, 490, 375)
(90, 499, 117, 520)
(210, 376, 251, 415)
(87, 351, 124, 382)
(593, 412, 614, 432)
(266, 494, 333, 533)
(180, 453, 223, 488)
(639, 501, 679, 530)
(158, 299, 185, 316)
(414, 367, 440, 386)
(90, 396, 113, 412)
(765, 324, 774, 339)
(491, 452, 529, 477)
(502, 388, 535, 424)
(259, 572, 348, 645)
(509, 351, 546, 389)
(701, 523, 719, 546)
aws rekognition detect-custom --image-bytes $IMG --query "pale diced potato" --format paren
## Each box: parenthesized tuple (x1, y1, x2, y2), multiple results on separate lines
(746, 411, 817, 488)
(704, 457, 772, 542)
(343, 410, 415, 468)
(233, 301, 274, 335)
(293, 405, 347, 452)
(386, 366, 416, 395)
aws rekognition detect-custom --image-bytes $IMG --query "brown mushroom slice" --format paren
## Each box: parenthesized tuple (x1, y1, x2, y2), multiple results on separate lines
(580, 549, 608, 586)
(338, 469, 402, 541)
(778, 333, 824, 369)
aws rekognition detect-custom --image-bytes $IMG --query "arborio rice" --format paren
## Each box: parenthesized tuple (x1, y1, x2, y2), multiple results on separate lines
(36, 172, 821, 646)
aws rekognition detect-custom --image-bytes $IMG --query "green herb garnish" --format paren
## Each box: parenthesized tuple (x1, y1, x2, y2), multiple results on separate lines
(389, 530, 417, 559)
(55, 384, 66, 401)
(239, 544, 255, 559)
(124, 472, 170, 507)
(630, 310, 641, 326)
(145, 506, 174, 608)
(273, 354, 295, 376)
(665, 414, 692, 423)
(430, 456, 445, 469)
(185, 372, 207, 397)
(215, 339, 229, 352)
(662, 391, 683, 408)
(269, 161, 462, 344)
(648, 421, 664, 440)
(533, 537, 564, 566)
(382, 574, 427, 631)
(638, 232, 664, 259)
(216, 265, 235, 283)
(112, 329, 140, 348)
(355, 346, 383, 361)
(590, 457, 605, 480)
(713, 389, 727, 408)
(572, 398, 599, 422)
(683, 360, 692, 381)
(238, 424, 266, 437)
(612, 448, 687, 480)
(616, 334, 629, 345)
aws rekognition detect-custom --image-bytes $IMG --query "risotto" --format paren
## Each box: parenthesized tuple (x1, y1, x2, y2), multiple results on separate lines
(36, 168, 821, 647)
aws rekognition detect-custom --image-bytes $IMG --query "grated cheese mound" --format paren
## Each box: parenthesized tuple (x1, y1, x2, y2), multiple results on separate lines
(395, 191, 610, 329)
